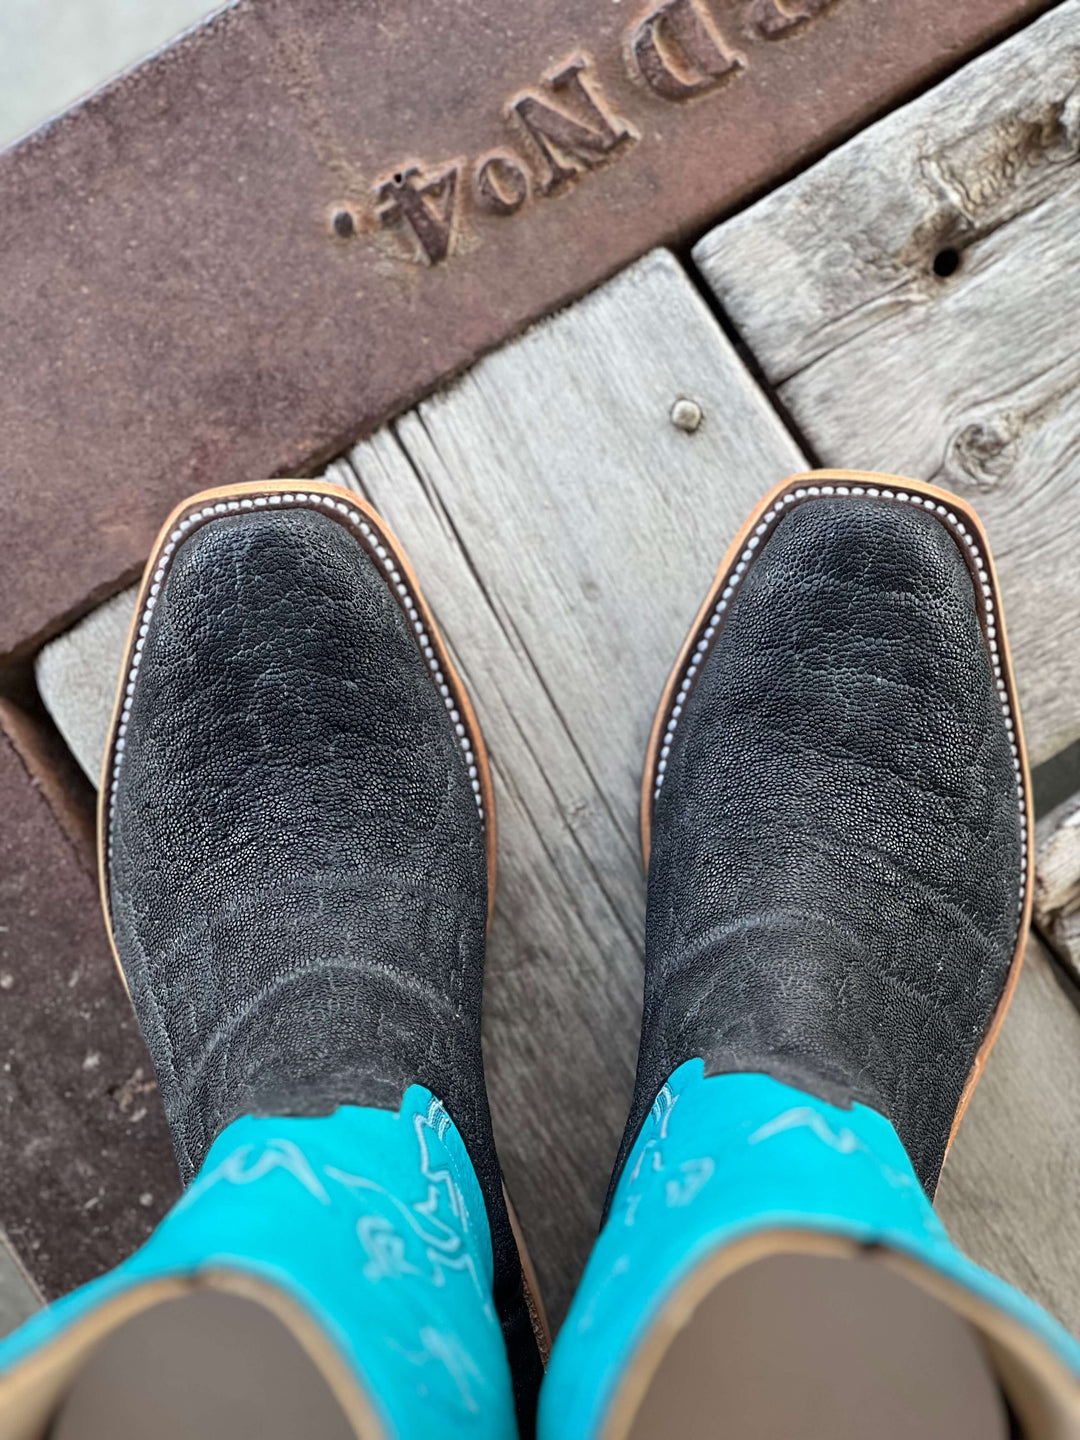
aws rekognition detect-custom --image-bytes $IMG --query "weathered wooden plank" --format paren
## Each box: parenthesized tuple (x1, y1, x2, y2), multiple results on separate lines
(0, 1231, 40, 1339)
(314, 250, 810, 1322)
(693, 0, 1080, 768)
(1032, 792, 1080, 985)
(35, 590, 136, 786)
(36, 249, 808, 1319)
(0, 0, 1054, 665)
(938, 936, 1080, 1335)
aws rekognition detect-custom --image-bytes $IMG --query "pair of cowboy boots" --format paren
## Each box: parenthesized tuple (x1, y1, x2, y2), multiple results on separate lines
(1, 473, 1078, 1439)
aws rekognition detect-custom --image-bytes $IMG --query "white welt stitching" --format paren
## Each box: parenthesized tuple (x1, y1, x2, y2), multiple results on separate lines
(652, 484, 1027, 917)
(107, 491, 484, 856)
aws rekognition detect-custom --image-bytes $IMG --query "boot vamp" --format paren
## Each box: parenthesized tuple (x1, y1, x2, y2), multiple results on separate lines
(645, 497, 1022, 1189)
(106, 507, 487, 1180)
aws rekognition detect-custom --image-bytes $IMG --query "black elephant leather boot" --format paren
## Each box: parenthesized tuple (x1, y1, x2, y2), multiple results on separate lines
(0, 480, 544, 1440)
(542, 473, 1080, 1440)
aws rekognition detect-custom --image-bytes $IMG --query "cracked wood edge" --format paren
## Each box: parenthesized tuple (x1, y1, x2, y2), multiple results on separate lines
(693, 0, 1080, 768)
(1033, 791, 1080, 985)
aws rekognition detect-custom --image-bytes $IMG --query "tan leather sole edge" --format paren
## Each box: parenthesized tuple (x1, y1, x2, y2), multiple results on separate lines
(93, 478, 549, 1363)
(601, 1228, 1080, 1440)
(0, 1270, 387, 1440)
(639, 470, 1034, 1168)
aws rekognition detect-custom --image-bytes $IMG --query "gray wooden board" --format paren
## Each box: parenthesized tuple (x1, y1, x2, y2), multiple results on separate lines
(32, 242, 1080, 1335)
(35, 589, 137, 786)
(693, 0, 1080, 770)
(938, 936, 1080, 1336)
(36, 249, 808, 1320)
(1033, 791, 1080, 986)
(331, 247, 810, 1321)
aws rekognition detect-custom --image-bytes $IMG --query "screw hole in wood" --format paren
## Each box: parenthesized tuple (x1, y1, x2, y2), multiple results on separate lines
(933, 247, 961, 278)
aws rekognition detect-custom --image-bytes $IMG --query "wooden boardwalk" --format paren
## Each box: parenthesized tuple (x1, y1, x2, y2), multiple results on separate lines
(27, 0, 1080, 1332)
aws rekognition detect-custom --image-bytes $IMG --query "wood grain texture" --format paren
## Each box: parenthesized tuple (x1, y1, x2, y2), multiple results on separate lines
(694, 0, 1080, 767)
(35, 589, 137, 786)
(1033, 792, 1080, 985)
(0, 0, 1056, 665)
(938, 936, 1080, 1335)
(339, 248, 807, 1319)
(35, 250, 807, 1321)
(34, 239, 1080, 1334)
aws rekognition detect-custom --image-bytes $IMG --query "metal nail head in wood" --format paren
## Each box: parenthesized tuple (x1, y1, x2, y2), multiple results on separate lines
(670, 397, 703, 432)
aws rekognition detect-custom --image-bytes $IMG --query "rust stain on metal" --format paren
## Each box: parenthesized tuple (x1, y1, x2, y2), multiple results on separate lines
(0, 0, 1055, 658)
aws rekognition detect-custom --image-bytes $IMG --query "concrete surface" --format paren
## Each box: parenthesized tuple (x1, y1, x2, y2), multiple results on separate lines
(0, 0, 224, 148)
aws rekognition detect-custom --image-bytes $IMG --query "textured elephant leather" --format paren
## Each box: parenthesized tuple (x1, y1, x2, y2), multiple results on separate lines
(105, 506, 541, 1422)
(617, 497, 1022, 1198)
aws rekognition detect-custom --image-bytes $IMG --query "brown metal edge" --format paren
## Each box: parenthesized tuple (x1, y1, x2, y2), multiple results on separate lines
(0, 692, 97, 877)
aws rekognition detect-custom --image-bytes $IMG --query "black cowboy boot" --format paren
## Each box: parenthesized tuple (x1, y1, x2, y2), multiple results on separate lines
(631, 471, 1028, 1190)
(542, 473, 1080, 1440)
(106, 480, 544, 1428)
(0, 481, 544, 1439)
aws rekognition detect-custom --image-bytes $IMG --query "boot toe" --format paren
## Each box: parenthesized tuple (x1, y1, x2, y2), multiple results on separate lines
(640, 489, 1023, 1190)
(105, 497, 487, 1176)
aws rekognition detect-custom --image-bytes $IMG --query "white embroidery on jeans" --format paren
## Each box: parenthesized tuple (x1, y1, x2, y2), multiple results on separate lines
(357, 1213, 421, 1281)
(389, 1328, 486, 1414)
(650, 1083, 676, 1136)
(325, 1098, 492, 1318)
(747, 1106, 923, 1198)
(625, 1091, 715, 1218)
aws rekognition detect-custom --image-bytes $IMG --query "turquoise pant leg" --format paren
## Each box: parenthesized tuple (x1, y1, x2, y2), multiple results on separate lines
(541, 1060, 1080, 1440)
(0, 1086, 515, 1440)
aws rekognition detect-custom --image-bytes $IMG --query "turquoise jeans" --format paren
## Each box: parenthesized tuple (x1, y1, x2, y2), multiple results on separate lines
(2, 1065, 1079, 1437)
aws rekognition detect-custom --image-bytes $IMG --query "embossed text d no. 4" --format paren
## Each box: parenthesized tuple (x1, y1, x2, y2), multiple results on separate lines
(373, 0, 839, 265)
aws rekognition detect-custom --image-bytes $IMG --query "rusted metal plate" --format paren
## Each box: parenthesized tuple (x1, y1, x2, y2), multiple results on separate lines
(0, 0, 1053, 659)
(0, 700, 179, 1298)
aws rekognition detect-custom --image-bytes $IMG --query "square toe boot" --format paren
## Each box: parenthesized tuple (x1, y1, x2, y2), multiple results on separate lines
(103, 482, 543, 1424)
(542, 474, 1080, 1440)
(632, 473, 1028, 1190)
(0, 482, 543, 1440)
